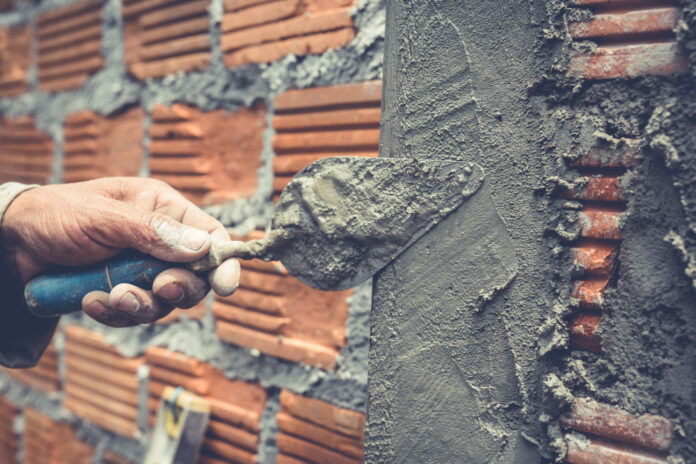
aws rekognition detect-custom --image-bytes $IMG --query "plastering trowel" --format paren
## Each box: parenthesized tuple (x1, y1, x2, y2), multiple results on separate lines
(24, 157, 486, 317)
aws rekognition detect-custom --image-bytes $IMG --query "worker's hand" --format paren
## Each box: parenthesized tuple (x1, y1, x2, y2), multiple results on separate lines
(1, 177, 240, 327)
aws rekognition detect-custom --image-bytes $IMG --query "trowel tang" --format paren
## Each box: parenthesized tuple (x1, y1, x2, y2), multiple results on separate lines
(24, 250, 175, 317)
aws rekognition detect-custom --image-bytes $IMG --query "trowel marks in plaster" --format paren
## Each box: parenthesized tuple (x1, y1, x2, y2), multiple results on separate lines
(215, 157, 487, 291)
(367, 180, 522, 462)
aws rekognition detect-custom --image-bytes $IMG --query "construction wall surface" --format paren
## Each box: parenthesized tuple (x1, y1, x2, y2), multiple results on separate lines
(0, 0, 384, 462)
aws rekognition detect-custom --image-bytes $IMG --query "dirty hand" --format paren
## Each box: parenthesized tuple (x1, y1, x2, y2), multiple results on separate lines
(1, 177, 240, 327)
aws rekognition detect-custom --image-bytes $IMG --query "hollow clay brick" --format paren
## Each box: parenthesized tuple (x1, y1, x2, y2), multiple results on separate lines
(213, 231, 351, 370)
(569, 313, 602, 352)
(571, 140, 639, 168)
(565, 434, 668, 464)
(579, 207, 622, 240)
(145, 347, 267, 461)
(561, 397, 674, 452)
(272, 81, 381, 199)
(62, 107, 144, 183)
(123, 0, 211, 79)
(64, 326, 144, 438)
(279, 390, 365, 439)
(569, 42, 687, 80)
(569, 7, 679, 40)
(0, 24, 30, 97)
(564, 176, 625, 202)
(23, 408, 95, 464)
(0, 116, 54, 184)
(570, 277, 610, 309)
(276, 390, 365, 464)
(148, 103, 266, 205)
(221, 0, 356, 67)
(37, 0, 103, 91)
(2, 341, 59, 392)
(572, 241, 619, 276)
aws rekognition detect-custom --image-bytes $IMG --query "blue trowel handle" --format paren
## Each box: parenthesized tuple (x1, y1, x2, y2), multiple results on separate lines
(24, 249, 175, 318)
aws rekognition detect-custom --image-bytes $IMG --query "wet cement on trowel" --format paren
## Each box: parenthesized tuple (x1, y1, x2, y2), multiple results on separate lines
(207, 157, 485, 291)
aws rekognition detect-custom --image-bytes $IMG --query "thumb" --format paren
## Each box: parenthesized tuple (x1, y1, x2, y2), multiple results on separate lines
(119, 210, 212, 263)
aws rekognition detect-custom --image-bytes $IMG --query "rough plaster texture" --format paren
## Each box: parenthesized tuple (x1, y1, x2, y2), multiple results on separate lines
(368, 0, 696, 463)
(0, 0, 385, 461)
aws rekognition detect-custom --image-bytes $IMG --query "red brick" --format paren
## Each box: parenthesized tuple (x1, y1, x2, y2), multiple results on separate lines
(123, 0, 210, 79)
(579, 207, 622, 240)
(272, 81, 381, 198)
(571, 241, 618, 276)
(37, 0, 104, 91)
(277, 390, 364, 464)
(569, 313, 602, 352)
(0, 397, 18, 463)
(221, 0, 356, 67)
(148, 103, 266, 206)
(0, 116, 54, 184)
(570, 277, 610, 309)
(565, 434, 668, 464)
(571, 140, 639, 168)
(0, 24, 31, 97)
(569, 7, 679, 40)
(279, 390, 365, 439)
(63, 107, 144, 183)
(64, 326, 143, 438)
(213, 232, 350, 370)
(145, 348, 267, 462)
(564, 176, 625, 202)
(24, 408, 95, 464)
(569, 42, 687, 80)
(561, 397, 674, 452)
(3, 341, 59, 392)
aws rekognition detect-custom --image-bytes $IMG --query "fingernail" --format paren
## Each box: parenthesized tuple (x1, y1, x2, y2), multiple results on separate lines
(85, 300, 107, 317)
(159, 282, 184, 304)
(116, 292, 140, 313)
(181, 227, 209, 252)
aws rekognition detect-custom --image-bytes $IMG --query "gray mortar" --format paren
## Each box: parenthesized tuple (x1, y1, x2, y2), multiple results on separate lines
(257, 388, 280, 464)
(0, 0, 385, 461)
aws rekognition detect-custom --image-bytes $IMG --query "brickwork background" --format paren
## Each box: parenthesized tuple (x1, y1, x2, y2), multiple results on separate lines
(0, 0, 384, 462)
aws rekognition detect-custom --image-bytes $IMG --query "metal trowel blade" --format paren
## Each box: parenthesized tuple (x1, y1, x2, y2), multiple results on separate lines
(269, 157, 486, 291)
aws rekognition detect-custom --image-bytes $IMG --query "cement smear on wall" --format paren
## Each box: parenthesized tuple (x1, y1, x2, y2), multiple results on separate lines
(0, 0, 385, 461)
(368, 0, 696, 463)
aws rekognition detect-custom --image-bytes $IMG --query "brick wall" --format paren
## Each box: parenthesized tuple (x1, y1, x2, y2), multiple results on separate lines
(0, 0, 383, 462)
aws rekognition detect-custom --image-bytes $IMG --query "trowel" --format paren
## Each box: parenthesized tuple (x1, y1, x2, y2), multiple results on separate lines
(24, 157, 486, 317)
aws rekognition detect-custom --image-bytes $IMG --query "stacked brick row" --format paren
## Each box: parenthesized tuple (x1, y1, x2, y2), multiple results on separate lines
(63, 108, 144, 182)
(568, 0, 687, 79)
(0, 0, 373, 460)
(146, 347, 267, 463)
(0, 24, 30, 97)
(24, 408, 95, 464)
(0, 116, 53, 184)
(272, 80, 381, 201)
(64, 326, 144, 439)
(123, 0, 212, 79)
(221, 0, 357, 67)
(36, 0, 104, 91)
(277, 390, 364, 464)
(214, 230, 352, 371)
(148, 103, 265, 205)
(559, 2, 680, 462)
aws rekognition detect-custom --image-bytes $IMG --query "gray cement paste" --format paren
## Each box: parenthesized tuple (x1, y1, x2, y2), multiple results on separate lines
(368, 0, 696, 462)
(197, 157, 485, 291)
